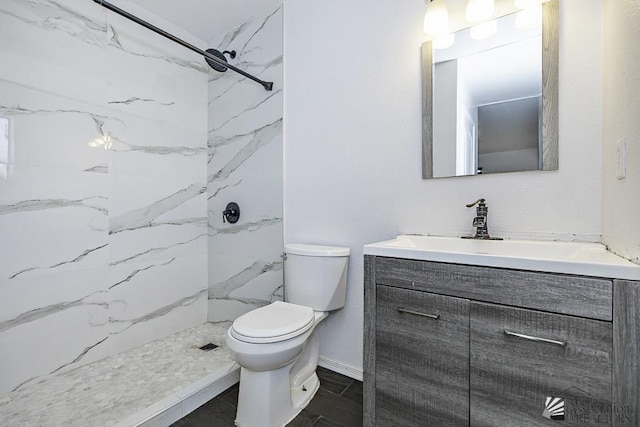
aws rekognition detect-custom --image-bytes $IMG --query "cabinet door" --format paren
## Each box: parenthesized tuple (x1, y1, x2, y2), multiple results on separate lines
(376, 285, 470, 426)
(470, 302, 613, 427)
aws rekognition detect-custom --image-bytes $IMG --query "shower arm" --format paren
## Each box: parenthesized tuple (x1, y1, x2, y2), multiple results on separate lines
(92, 0, 273, 91)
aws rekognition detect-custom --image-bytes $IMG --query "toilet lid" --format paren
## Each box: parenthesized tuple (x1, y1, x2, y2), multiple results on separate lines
(231, 301, 315, 344)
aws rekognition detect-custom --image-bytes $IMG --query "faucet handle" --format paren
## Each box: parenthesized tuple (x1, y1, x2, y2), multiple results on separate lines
(466, 198, 486, 208)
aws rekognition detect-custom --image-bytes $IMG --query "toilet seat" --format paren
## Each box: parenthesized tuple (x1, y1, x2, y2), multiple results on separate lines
(230, 301, 315, 344)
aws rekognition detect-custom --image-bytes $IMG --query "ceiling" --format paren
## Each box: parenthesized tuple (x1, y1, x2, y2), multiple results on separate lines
(458, 37, 542, 106)
(129, 0, 281, 42)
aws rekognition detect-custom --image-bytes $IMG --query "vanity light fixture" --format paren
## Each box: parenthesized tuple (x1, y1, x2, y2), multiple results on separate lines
(470, 19, 497, 39)
(465, 0, 495, 23)
(433, 33, 456, 49)
(423, 0, 449, 35)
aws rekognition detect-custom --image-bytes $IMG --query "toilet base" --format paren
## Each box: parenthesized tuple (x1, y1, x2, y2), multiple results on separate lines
(234, 367, 319, 427)
(290, 372, 319, 416)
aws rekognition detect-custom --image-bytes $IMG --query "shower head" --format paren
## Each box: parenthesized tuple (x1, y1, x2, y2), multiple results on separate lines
(205, 48, 228, 72)
(204, 47, 272, 90)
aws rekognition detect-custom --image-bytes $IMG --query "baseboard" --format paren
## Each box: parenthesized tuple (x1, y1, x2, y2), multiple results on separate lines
(318, 356, 363, 382)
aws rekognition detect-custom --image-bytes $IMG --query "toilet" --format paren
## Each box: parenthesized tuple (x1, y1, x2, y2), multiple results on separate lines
(226, 243, 350, 427)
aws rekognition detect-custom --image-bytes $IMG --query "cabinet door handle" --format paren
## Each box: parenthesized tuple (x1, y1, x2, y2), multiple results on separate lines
(397, 308, 440, 320)
(503, 330, 567, 347)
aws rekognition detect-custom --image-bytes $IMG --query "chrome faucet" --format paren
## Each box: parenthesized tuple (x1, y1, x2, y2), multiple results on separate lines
(462, 198, 502, 240)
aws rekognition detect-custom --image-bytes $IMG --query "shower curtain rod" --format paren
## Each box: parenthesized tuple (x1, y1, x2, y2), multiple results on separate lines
(93, 0, 273, 91)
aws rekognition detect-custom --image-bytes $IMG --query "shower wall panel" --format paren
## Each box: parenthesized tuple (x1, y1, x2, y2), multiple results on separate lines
(207, 8, 284, 322)
(0, 0, 208, 394)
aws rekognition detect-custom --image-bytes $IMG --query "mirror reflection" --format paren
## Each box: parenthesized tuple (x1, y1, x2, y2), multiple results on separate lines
(425, 5, 557, 178)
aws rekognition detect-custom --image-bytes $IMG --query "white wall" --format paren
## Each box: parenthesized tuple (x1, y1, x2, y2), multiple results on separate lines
(433, 60, 459, 177)
(602, 0, 640, 264)
(284, 0, 603, 373)
(456, 74, 477, 176)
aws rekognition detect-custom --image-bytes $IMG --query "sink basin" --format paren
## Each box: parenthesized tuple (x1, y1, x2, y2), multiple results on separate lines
(363, 235, 640, 280)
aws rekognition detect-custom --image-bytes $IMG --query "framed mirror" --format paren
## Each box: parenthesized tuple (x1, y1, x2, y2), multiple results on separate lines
(422, 0, 558, 179)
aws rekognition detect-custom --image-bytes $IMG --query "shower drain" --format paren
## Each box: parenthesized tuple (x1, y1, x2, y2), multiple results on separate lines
(199, 343, 219, 351)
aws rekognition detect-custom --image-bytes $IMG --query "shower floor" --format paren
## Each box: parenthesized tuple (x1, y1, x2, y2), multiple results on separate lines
(0, 322, 238, 426)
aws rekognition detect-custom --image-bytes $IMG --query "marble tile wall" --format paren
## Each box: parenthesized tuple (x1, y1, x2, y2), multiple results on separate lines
(206, 8, 284, 322)
(0, 0, 208, 394)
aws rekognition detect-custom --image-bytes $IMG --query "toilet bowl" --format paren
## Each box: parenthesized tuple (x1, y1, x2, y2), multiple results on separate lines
(225, 243, 350, 427)
(226, 302, 328, 427)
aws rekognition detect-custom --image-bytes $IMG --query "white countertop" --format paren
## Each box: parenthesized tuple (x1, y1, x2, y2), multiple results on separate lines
(363, 235, 640, 280)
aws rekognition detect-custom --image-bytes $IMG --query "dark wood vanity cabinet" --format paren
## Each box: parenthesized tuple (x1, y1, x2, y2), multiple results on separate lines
(376, 285, 470, 426)
(365, 256, 638, 427)
(470, 302, 612, 427)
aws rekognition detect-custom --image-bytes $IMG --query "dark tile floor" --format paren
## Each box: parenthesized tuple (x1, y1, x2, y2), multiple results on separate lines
(172, 367, 363, 426)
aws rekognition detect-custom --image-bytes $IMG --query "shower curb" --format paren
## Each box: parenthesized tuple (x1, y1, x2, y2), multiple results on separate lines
(114, 363, 240, 427)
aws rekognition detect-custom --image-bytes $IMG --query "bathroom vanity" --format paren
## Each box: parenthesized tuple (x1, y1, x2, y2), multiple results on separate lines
(363, 236, 640, 426)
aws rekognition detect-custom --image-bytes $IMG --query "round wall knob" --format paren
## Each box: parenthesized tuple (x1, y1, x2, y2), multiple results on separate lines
(222, 202, 240, 224)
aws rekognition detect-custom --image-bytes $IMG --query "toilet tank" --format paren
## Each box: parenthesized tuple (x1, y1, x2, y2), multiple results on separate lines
(284, 243, 350, 311)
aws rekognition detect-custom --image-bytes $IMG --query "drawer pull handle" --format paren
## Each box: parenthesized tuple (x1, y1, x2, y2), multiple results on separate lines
(503, 330, 567, 347)
(397, 308, 440, 320)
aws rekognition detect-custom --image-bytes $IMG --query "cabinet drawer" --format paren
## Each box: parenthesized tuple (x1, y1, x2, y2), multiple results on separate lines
(470, 302, 613, 426)
(375, 285, 469, 426)
(375, 257, 613, 321)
